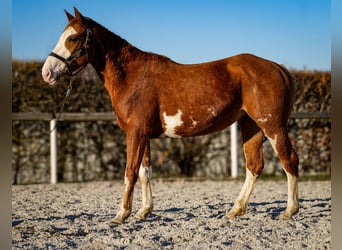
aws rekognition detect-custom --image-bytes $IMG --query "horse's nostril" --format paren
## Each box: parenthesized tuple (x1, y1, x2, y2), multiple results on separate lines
(43, 69, 51, 81)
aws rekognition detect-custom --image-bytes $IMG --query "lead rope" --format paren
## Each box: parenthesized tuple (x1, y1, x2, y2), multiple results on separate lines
(13, 79, 74, 184)
(50, 78, 73, 133)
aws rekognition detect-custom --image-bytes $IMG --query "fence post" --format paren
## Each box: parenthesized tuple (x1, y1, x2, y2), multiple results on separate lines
(50, 119, 57, 184)
(230, 122, 238, 178)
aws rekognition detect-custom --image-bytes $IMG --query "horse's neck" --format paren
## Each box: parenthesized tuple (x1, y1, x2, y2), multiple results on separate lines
(90, 24, 145, 106)
(91, 29, 129, 79)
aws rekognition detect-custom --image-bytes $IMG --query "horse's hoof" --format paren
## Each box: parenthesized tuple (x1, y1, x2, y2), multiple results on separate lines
(279, 206, 299, 220)
(134, 213, 146, 220)
(279, 213, 291, 220)
(226, 212, 236, 219)
(280, 210, 298, 220)
(226, 207, 246, 219)
(111, 216, 124, 224)
(135, 207, 153, 220)
(111, 208, 132, 224)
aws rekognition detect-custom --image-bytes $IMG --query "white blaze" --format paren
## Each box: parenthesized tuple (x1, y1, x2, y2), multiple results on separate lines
(42, 26, 77, 83)
(163, 109, 183, 138)
(52, 26, 77, 58)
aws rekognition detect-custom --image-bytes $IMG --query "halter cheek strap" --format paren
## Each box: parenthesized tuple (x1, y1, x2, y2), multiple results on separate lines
(49, 28, 92, 76)
(49, 51, 73, 74)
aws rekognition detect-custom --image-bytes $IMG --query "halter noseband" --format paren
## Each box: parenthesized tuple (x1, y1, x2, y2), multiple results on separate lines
(49, 28, 92, 76)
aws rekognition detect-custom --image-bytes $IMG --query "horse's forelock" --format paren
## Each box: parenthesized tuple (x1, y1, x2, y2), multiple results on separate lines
(64, 19, 87, 35)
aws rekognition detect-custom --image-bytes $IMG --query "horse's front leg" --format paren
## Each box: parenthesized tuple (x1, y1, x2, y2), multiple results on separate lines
(112, 130, 148, 224)
(135, 141, 154, 220)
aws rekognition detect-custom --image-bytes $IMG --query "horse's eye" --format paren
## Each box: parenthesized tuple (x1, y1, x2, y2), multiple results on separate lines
(68, 37, 79, 43)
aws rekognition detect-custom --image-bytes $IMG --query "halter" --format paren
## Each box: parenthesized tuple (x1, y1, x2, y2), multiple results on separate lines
(49, 28, 92, 76)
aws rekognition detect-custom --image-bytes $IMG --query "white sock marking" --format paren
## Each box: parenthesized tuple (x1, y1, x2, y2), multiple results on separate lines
(138, 165, 153, 211)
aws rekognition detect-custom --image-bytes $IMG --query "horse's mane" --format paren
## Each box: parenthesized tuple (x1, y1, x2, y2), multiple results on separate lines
(85, 17, 175, 65)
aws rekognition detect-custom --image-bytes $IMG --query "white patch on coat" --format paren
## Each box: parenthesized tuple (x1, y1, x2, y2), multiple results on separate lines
(163, 109, 183, 138)
(208, 107, 217, 116)
(257, 114, 272, 123)
(253, 86, 257, 94)
(267, 134, 278, 155)
(192, 119, 198, 128)
(188, 115, 199, 128)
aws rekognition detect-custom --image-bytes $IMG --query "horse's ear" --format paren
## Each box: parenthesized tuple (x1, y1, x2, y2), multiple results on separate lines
(74, 7, 86, 24)
(65, 9, 75, 21)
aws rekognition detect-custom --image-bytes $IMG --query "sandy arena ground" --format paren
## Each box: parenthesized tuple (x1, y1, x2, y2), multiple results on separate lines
(12, 179, 331, 249)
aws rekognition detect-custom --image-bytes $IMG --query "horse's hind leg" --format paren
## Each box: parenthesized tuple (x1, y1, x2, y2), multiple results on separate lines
(264, 127, 299, 219)
(227, 115, 264, 219)
(135, 141, 154, 220)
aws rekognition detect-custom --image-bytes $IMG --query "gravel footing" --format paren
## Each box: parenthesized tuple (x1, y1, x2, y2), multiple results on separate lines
(12, 180, 331, 249)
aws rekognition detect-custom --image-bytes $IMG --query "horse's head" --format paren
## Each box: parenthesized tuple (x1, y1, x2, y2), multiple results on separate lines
(42, 7, 94, 86)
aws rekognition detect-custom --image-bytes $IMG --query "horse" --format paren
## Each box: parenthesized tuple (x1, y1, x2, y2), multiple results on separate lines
(42, 7, 299, 224)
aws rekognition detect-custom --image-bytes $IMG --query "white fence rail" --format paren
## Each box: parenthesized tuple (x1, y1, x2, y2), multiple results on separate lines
(12, 112, 330, 183)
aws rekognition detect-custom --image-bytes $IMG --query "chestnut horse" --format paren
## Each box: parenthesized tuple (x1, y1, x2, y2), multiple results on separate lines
(42, 8, 299, 224)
